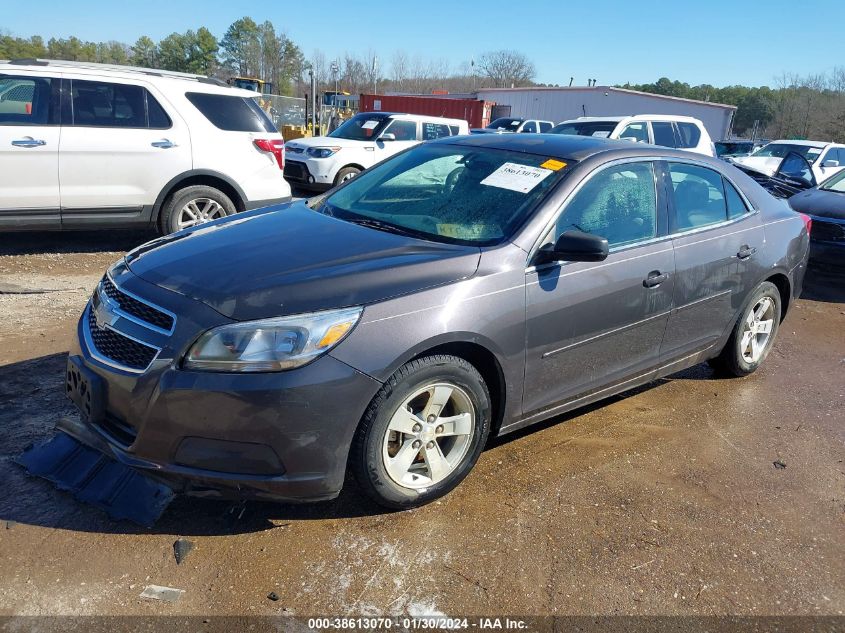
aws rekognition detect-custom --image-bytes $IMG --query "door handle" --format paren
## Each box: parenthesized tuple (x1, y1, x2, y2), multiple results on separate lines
(11, 138, 47, 148)
(151, 139, 177, 149)
(643, 271, 668, 288)
(737, 245, 757, 260)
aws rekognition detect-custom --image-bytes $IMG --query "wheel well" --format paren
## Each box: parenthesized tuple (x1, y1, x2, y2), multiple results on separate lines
(410, 342, 506, 440)
(157, 175, 245, 218)
(766, 273, 791, 321)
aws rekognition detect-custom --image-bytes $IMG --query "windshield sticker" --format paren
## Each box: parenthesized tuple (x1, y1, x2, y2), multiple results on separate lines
(807, 148, 821, 154)
(361, 120, 380, 130)
(480, 162, 553, 193)
(592, 131, 611, 138)
(540, 159, 567, 171)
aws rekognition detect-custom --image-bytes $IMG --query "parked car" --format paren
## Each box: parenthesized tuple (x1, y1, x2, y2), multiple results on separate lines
(284, 112, 468, 190)
(715, 139, 767, 160)
(730, 140, 845, 183)
(0, 59, 291, 234)
(550, 115, 716, 156)
(470, 117, 554, 134)
(66, 134, 809, 509)
(787, 167, 845, 270)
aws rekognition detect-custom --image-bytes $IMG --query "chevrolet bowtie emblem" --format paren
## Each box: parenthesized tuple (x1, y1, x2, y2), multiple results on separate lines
(94, 289, 120, 330)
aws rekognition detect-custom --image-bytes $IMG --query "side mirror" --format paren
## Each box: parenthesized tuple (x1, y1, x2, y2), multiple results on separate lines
(619, 136, 639, 143)
(533, 230, 609, 265)
(378, 133, 396, 142)
(822, 159, 840, 168)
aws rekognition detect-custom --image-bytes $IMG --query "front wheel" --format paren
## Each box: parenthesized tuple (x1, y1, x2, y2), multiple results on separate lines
(350, 355, 491, 509)
(334, 166, 360, 187)
(709, 281, 781, 377)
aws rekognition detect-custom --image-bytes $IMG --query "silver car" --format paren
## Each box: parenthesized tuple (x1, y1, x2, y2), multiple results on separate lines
(66, 134, 811, 509)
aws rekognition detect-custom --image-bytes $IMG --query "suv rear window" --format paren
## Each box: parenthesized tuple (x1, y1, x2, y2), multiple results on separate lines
(676, 122, 701, 148)
(186, 92, 276, 133)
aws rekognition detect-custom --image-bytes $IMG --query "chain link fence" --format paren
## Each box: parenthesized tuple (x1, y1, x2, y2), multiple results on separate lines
(256, 94, 360, 135)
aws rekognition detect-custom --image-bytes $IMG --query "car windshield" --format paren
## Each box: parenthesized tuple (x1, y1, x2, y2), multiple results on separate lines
(328, 114, 390, 140)
(550, 121, 618, 138)
(715, 141, 753, 156)
(820, 169, 845, 193)
(316, 143, 571, 245)
(752, 143, 824, 162)
(486, 118, 522, 132)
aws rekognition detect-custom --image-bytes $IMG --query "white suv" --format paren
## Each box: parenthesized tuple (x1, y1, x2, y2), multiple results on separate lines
(284, 112, 469, 190)
(730, 140, 845, 183)
(0, 59, 291, 234)
(550, 115, 716, 156)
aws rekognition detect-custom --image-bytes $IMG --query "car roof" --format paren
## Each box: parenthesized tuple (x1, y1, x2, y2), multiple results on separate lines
(0, 59, 256, 97)
(432, 132, 714, 163)
(767, 139, 834, 148)
(560, 114, 703, 124)
(362, 111, 467, 125)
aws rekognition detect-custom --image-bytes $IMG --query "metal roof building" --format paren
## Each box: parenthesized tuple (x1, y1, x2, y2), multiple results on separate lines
(473, 86, 737, 141)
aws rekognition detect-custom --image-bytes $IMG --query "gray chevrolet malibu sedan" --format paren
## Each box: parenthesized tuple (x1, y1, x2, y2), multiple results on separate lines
(66, 134, 810, 509)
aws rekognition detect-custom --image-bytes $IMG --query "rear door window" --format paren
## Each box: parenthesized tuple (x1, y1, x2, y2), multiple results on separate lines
(421, 122, 452, 140)
(0, 75, 57, 125)
(186, 92, 276, 132)
(522, 121, 538, 133)
(538, 121, 553, 133)
(675, 122, 701, 149)
(668, 163, 728, 231)
(652, 122, 677, 148)
(71, 80, 145, 127)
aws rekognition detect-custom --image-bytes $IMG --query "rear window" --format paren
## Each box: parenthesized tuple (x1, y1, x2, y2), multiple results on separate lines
(186, 92, 276, 132)
(676, 122, 701, 148)
(422, 122, 452, 140)
(652, 122, 677, 148)
(550, 121, 617, 138)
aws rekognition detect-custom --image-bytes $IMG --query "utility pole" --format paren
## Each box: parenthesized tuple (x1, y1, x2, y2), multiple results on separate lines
(309, 67, 316, 135)
(372, 56, 378, 95)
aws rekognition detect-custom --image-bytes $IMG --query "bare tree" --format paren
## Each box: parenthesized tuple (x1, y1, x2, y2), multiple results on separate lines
(476, 49, 535, 88)
(391, 50, 409, 91)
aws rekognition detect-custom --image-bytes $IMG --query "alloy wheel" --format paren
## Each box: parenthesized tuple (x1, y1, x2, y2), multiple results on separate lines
(740, 296, 775, 363)
(382, 383, 475, 490)
(176, 198, 226, 230)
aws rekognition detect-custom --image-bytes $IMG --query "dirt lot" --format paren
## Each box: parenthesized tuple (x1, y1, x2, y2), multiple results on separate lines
(0, 231, 843, 620)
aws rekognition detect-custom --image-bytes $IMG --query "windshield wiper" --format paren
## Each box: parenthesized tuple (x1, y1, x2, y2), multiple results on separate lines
(345, 217, 423, 238)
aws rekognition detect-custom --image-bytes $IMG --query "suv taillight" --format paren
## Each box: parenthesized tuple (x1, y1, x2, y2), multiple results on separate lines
(799, 213, 812, 235)
(254, 138, 285, 169)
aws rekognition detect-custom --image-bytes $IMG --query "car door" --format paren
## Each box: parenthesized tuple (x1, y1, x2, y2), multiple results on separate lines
(523, 159, 674, 416)
(660, 160, 766, 361)
(0, 72, 61, 228)
(58, 77, 191, 226)
(374, 119, 419, 162)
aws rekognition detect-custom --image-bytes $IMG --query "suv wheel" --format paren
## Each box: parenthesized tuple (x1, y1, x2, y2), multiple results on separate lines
(350, 355, 491, 509)
(159, 185, 236, 234)
(334, 167, 360, 186)
(709, 281, 781, 377)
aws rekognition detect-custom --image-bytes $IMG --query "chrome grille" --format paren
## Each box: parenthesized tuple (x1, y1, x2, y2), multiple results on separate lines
(86, 308, 158, 371)
(101, 275, 174, 332)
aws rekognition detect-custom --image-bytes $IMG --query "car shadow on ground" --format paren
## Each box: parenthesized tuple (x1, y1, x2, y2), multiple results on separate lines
(801, 266, 845, 303)
(0, 230, 159, 256)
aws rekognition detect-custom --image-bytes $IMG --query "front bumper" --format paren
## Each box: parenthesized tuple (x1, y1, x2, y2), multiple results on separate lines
(283, 158, 336, 190)
(69, 269, 382, 502)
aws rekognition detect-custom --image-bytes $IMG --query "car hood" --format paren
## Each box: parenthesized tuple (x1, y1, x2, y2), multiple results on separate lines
(788, 188, 845, 220)
(286, 136, 375, 151)
(124, 203, 481, 321)
(730, 155, 780, 176)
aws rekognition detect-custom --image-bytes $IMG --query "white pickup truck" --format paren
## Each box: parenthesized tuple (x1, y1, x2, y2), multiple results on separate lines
(284, 112, 469, 191)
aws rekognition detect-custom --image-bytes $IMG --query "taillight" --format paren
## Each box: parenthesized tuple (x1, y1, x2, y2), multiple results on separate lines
(799, 213, 812, 235)
(254, 138, 285, 169)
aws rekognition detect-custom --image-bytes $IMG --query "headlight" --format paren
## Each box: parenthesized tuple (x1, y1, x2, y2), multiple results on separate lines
(184, 307, 362, 372)
(306, 146, 341, 158)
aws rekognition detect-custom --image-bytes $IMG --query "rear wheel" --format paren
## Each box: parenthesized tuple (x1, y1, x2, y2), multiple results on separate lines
(350, 355, 491, 509)
(709, 281, 781, 377)
(334, 166, 360, 187)
(159, 185, 236, 234)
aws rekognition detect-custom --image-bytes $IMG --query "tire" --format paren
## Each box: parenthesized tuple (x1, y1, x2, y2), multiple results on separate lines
(350, 355, 491, 509)
(158, 185, 236, 235)
(334, 166, 360, 187)
(709, 281, 781, 377)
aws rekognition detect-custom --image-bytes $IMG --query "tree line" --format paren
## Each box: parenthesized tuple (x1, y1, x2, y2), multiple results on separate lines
(2, 21, 843, 141)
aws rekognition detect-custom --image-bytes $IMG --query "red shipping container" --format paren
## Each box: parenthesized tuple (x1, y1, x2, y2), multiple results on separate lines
(359, 94, 494, 129)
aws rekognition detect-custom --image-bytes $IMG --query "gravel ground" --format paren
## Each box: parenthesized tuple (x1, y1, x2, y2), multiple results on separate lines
(0, 230, 843, 621)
